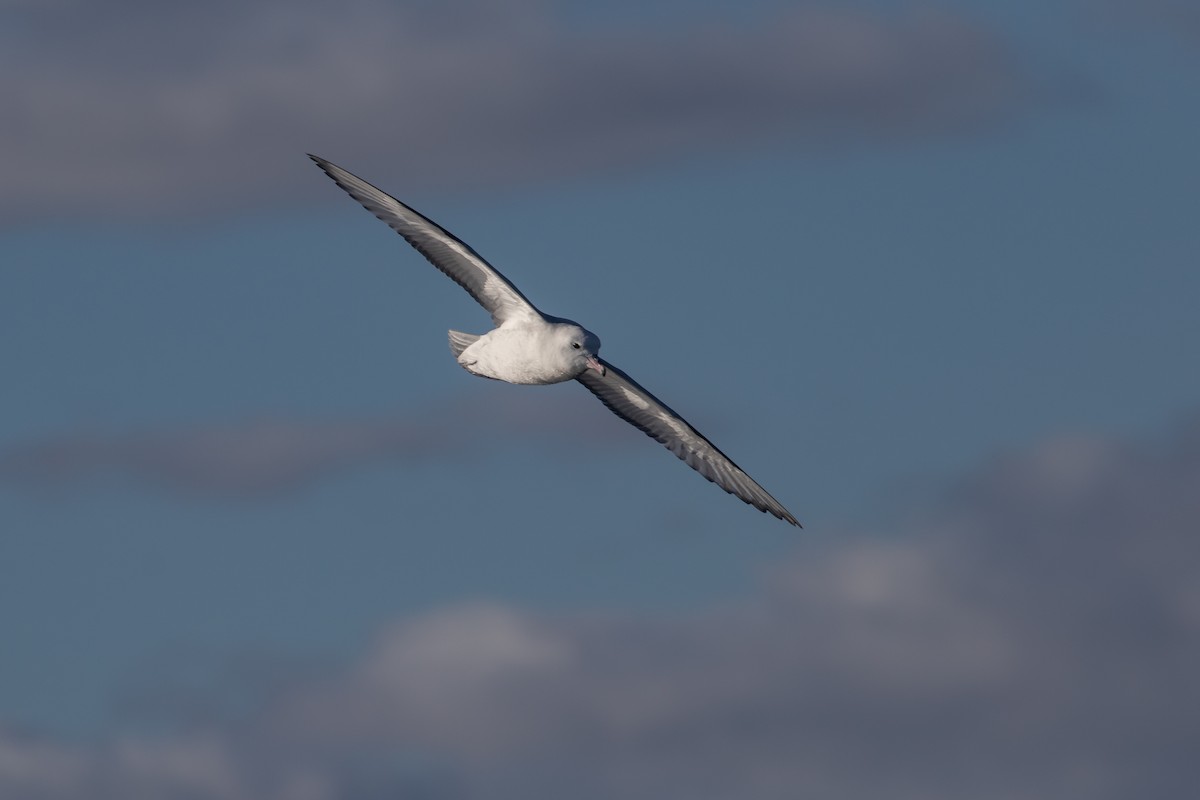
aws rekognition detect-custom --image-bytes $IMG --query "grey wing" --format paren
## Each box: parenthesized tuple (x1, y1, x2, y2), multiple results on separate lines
(310, 155, 543, 326)
(577, 358, 800, 526)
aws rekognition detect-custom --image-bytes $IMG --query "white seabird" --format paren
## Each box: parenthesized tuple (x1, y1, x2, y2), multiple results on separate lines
(310, 155, 800, 527)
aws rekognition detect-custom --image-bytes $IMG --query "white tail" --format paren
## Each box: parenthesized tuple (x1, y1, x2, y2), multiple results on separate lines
(448, 329, 480, 359)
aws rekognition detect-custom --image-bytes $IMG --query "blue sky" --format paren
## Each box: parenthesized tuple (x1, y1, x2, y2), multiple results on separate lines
(2, 1, 1198, 797)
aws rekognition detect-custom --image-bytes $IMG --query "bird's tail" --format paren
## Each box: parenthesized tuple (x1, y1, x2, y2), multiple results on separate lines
(448, 330, 480, 359)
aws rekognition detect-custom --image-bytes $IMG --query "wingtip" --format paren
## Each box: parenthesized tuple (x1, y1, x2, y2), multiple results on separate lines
(768, 504, 802, 528)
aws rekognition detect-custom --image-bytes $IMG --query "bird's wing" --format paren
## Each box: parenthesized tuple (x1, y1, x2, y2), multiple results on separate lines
(310, 155, 543, 326)
(576, 358, 800, 526)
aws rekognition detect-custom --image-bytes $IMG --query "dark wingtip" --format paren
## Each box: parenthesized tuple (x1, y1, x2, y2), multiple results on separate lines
(769, 505, 802, 527)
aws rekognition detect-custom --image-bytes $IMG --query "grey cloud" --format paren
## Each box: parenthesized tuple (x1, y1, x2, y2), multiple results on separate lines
(1111, 1, 1200, 43)
(1, 0, 1030, 223)
(2, 417, 1198, 797)
(0, 388, 624, 498)
(0, 419, 427, 497)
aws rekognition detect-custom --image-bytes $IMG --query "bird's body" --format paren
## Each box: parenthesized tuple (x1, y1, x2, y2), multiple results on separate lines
(454, 320, 601, 385)
(309, 154, 800, 526)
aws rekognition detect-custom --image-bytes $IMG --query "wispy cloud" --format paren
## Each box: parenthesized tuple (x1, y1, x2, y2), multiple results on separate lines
(0, 388, 625, 498)
(1, 0, 1031, 223)
(3, 417, 1198, 798)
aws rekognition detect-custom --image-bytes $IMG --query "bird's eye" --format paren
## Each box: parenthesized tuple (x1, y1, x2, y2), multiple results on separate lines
(571, 342, 581, 349)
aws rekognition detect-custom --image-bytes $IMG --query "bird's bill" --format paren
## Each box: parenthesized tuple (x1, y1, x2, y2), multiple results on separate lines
(585, 356, 606, 376)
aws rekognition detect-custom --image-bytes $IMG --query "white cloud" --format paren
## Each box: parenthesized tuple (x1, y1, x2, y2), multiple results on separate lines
(3, 416, 1198, 798)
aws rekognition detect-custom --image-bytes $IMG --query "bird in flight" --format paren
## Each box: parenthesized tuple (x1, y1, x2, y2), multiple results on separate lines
(310, 155, 799, 526)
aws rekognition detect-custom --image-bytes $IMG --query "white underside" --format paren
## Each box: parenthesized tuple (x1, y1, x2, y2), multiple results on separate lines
(454, 324, 581, 385)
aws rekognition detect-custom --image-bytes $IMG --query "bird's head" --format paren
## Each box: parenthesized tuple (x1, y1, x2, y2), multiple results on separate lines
(556, 322, 605, 377)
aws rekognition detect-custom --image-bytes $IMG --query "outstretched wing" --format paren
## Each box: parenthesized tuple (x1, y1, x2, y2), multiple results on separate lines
(577, 358, 800, 526)
(310, 155, 543, 326)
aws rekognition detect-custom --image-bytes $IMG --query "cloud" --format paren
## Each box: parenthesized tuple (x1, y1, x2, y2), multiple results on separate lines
(0, 0, 1030, 223)
(1110, 0, 1200, 43)
(3, 417, 1198, 797)
(1, 418, 428, 498)
(1093, 0, 1200, 47)
(0, 387, 624, 498)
